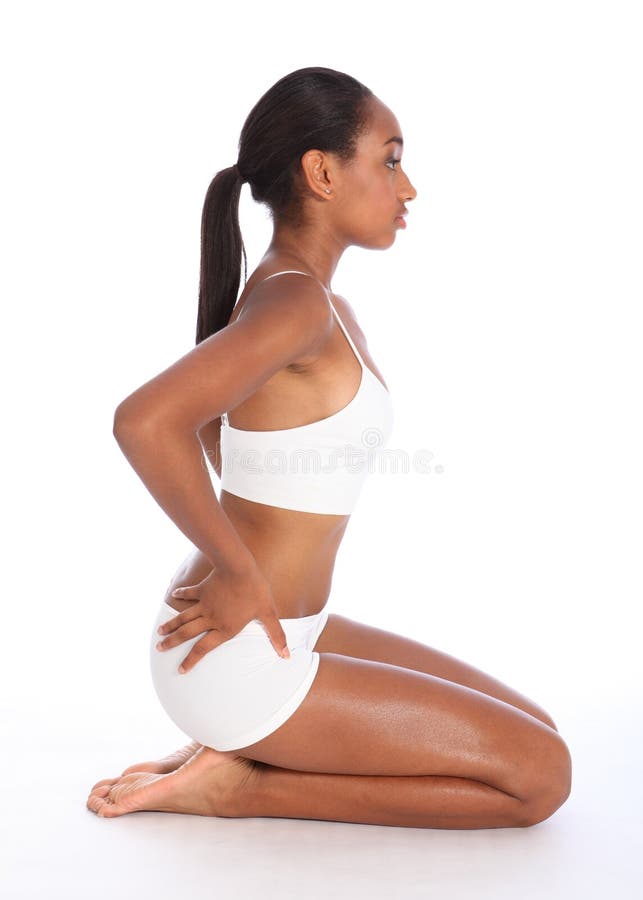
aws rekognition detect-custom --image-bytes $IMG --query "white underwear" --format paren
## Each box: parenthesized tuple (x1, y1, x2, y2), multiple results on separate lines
(149, 600, 329, 752)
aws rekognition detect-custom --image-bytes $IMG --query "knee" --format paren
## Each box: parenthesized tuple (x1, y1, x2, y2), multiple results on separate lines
(541, 713, 558, 733)
(520, 736, 572, 826)
(519, 787, 570, 827)
(526, 703, 558, 732)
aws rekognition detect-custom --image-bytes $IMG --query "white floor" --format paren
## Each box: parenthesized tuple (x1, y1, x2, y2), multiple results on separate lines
(3, 692, 641, 900)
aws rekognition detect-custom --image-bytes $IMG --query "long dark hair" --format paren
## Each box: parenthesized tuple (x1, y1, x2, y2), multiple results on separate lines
(195, 66, 374, 344)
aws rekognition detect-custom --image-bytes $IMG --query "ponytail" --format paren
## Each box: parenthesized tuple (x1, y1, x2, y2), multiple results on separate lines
(195, 163, 248, 344)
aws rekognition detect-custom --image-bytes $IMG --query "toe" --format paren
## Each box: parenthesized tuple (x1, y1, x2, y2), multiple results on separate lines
(90, 777, 119, 793)
(121, 764, 151, 776)
(88, 789, 125, 818)
(87, 779, 121, 814)
(92, 783, 115, 798)
(87, 793, 108, 814)
(97, 799, 121, 818)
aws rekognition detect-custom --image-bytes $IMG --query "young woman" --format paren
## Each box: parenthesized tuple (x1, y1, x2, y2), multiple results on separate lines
(87, 67, 571, 829)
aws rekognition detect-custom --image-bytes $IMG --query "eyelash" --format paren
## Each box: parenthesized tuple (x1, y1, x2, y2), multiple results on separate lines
(385, 158, 402, 170)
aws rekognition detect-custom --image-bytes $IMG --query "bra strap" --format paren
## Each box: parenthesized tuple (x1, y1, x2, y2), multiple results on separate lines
(222, 272, 312, 428)
(220, 270, 365, 427)
(261, 271, 363, 361)
(260, 269, 317, 283)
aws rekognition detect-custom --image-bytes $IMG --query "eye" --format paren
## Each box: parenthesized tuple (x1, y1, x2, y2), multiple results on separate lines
(385, 158, 401, 170)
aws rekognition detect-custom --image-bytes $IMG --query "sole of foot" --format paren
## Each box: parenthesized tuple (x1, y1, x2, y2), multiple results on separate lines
(119, 740, 202, 776)
(87, 745, 259, 818)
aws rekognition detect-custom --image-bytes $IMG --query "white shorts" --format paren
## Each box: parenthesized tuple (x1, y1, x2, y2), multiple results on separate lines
(149, 600, 329, 752)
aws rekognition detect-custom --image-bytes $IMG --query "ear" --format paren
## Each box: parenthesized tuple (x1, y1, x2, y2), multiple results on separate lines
(299, 148, 334, 199)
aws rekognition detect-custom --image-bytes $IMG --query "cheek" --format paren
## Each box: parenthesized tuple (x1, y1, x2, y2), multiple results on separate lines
(342, 176, 389, 215)
(345, 178, 371, 206)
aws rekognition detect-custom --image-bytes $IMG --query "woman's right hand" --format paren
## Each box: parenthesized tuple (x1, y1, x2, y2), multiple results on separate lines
(155, 561, 290, 674)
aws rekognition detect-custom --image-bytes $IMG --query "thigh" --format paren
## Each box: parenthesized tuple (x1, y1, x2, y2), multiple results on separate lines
(235, 652, 571, 805)
(312, 614, 557, 731)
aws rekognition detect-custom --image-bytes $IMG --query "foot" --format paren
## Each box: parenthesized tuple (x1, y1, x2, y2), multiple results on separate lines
(119, 739, 202, 776)
(86, 745, 260, 818)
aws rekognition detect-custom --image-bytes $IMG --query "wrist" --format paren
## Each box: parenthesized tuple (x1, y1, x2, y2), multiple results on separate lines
(215, 548, 258, 578)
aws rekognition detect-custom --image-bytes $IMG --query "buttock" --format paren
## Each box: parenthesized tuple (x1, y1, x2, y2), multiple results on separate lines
(149, 600, 330, 752)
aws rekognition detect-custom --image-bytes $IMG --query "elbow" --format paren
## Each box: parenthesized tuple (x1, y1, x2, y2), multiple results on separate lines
(113, 399, 188, 448)
(113, 411, 135, 452)
(113, 400, 135, 442)
(112, 399, 157, 445)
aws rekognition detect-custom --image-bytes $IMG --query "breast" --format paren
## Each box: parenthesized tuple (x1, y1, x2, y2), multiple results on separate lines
(219, 373, 394, 515)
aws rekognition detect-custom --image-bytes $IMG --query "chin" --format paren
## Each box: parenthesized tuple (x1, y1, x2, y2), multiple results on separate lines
(354, 231, 398, 251)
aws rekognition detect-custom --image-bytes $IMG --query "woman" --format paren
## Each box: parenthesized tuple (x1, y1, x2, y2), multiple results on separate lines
(87, 67, 571, 828)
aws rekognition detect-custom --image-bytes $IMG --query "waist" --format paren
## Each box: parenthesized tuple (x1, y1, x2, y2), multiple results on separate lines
(175, 495, 347, 618)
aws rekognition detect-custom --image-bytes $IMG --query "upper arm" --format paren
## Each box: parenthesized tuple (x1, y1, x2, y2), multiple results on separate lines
(113, 274, 333, 433)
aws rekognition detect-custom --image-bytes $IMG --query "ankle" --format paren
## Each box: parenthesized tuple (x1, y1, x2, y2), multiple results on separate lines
(218, 757, 265, 818)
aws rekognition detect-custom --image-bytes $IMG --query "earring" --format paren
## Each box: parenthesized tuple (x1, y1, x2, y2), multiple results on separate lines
(324, 189, 331, 194)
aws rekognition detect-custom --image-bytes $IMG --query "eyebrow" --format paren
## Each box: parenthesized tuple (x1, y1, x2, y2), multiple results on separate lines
(382, 136, 404, 147)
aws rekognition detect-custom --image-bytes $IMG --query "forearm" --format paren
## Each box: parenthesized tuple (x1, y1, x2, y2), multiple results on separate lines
(197, 419, 223, 481)
(114, 418, 253, 573)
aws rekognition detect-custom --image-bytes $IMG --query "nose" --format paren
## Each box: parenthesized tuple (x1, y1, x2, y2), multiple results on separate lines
(400, 170, 417, 202)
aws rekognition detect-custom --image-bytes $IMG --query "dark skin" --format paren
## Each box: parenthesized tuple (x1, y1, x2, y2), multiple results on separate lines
(168, 285, 390, 618)
(153, 95, 417, 666)
(88, 97, 570, 826)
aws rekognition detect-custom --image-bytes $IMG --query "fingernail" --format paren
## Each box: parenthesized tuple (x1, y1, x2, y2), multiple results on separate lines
(178, 664, 186, 674)
(281, 647, 290, 659)
(156, 642, 165, 651)
(157, 626, 164, 634)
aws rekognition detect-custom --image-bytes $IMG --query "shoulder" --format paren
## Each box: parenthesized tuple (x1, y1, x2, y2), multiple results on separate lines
(234, 271, 333, 331)
(224, 271, 334, 368)
(331, 291, 365, 338)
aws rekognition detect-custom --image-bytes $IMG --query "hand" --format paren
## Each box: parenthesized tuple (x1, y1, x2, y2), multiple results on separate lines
(156, 563, 290, 674)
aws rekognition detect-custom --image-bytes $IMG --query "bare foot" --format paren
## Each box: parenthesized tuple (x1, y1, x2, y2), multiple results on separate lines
(87, 745, 260, 818)
(120, 739, 202, 776)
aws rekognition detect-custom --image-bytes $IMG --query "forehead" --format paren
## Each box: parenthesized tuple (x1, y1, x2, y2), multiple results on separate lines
(359, 97, 403, 151)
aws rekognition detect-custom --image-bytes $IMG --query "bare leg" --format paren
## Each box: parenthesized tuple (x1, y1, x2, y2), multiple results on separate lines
(230, 763, 537, 829)
(88, 743, 554, 828)
(104, 735, 551, 828)
(313, 614, 559, 732)
(98, 590, 567, 825)
(89, 665, 570, 827)
(123, 617, 558, 779)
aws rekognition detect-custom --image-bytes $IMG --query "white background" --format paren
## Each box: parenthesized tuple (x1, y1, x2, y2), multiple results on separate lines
(2, 1, 641, 898)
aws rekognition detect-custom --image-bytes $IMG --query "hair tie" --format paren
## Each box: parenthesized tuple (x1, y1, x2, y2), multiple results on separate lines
(232, 162, 246, 183)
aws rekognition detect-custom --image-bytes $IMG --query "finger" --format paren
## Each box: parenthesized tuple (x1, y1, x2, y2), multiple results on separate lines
(177, 631, 225, 674)
(262, 619, 290, 660)
(170, 584, 199, 599)
(156, 618, 209, 651)
(157, 604, 201, 636)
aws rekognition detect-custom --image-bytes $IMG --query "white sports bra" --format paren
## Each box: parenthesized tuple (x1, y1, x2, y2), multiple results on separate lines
(219, 271, 394, 515)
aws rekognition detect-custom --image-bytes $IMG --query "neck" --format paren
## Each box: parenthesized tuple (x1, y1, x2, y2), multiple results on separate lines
(263, 227, 345, 290)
